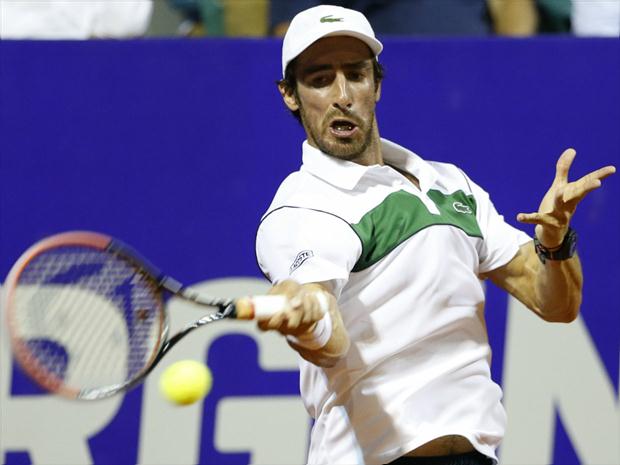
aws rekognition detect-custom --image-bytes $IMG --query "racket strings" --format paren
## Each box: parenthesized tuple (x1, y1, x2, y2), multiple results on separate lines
(11, 246, 164, 393)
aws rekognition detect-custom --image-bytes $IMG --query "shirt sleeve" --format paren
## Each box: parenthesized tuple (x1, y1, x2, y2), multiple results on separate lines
(256, 207, 362, 298)
(465, 175, 532, 273)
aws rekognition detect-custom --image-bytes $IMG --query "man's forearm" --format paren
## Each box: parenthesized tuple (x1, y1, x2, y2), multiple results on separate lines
(531, 248, 583, 322)
(487, 241, 583, 323)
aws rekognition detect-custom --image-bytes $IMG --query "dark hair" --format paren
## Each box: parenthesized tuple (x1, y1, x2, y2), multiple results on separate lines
(277, 58, 385, 124)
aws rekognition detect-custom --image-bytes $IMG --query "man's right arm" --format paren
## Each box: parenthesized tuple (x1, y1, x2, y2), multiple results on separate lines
(255, 206, 360, 367)
(257, 279, 350, 368)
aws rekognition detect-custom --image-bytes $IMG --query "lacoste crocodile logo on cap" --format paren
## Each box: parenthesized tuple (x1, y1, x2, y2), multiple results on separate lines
(320, 15, 344, 23)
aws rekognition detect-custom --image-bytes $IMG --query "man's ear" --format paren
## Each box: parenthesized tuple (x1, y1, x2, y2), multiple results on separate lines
(375, 80, 382, 103)
(278, 82, 300, 111)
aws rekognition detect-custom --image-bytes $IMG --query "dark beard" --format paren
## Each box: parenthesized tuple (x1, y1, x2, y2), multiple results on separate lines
(301, 107, 375, 162)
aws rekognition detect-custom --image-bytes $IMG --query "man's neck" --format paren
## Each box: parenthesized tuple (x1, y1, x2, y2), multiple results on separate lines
(390, 164, 420, 190)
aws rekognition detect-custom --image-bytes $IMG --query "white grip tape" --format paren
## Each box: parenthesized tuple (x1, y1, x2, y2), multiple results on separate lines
(286, 291, 332, 350)
(251, 295, 288, 319)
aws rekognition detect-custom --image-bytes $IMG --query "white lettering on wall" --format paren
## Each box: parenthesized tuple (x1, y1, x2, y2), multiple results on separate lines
(216, 397, 310, 464)
(500, 296, 619, 465)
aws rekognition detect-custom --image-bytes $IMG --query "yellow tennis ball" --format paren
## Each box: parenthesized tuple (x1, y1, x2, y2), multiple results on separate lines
(159, 360, 212, 406)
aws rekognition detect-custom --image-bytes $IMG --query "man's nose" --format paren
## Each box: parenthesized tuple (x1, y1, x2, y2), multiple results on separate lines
(332, 73, 352, 111)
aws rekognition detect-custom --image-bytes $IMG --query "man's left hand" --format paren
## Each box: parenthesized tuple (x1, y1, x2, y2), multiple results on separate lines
(517, 148, 616, 248)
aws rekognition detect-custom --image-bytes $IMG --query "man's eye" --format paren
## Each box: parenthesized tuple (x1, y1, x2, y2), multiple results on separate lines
(310, 75, 330, 87)
(348, 71, 364, 81)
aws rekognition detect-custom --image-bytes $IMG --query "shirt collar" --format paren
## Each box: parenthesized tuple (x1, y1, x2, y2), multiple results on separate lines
(301, 138, 437, 191)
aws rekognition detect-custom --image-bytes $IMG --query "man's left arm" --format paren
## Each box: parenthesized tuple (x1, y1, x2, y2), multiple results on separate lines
(481, 148, 615, 322)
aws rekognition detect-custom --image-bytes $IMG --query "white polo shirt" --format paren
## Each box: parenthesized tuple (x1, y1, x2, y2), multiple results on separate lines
(256, 138, 531, 465)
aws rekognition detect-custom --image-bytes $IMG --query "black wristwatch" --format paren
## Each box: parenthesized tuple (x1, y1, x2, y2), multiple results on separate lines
(533, 227, 578, 264)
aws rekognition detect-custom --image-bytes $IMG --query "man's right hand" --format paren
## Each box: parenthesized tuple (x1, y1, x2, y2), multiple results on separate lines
(257, 280, 350, 367)
(257, 280, 327, 337)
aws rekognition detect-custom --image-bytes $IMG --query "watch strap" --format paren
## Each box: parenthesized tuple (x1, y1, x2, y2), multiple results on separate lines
(534, 227, 578, 264)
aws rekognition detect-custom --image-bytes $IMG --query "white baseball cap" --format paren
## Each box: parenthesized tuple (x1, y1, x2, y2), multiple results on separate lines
(281, 5, 383, 78)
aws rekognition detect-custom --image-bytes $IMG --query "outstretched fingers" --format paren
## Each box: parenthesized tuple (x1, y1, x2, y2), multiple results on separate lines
(518, 161, 616, 226)
(563, 165, 616, 204)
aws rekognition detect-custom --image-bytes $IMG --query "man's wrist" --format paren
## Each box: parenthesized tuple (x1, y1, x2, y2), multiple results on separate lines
(286, 311, 333, 350)
(534, 227, 578, 264)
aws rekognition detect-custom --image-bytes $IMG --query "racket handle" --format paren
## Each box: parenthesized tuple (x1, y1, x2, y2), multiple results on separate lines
(234, 292, 329, 320)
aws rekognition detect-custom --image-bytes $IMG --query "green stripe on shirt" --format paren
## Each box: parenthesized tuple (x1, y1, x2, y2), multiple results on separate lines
(351, 189, 482, 272)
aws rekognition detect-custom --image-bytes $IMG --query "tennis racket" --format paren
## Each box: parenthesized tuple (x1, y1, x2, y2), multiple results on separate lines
(2, 231, 322, 400)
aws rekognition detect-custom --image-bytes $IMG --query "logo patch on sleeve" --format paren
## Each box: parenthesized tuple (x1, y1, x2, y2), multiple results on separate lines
(290, 250, 314, 274)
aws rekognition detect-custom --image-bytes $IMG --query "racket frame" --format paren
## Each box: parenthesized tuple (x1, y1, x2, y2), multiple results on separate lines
(3, 231, 292, 400)
(3, 231, 231, 400)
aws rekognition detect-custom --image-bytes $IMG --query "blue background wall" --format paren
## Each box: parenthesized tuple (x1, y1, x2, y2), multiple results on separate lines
(1, 38, 618, 464)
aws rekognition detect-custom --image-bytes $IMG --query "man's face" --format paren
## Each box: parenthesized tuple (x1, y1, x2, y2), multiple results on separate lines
(281, 36, 381, 162)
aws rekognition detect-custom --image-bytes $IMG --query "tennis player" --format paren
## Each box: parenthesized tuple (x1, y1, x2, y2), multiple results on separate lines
(255, 5, 615, 465)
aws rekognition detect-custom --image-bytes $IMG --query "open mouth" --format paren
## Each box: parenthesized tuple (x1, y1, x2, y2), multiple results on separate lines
(329, 119, 358, 138)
